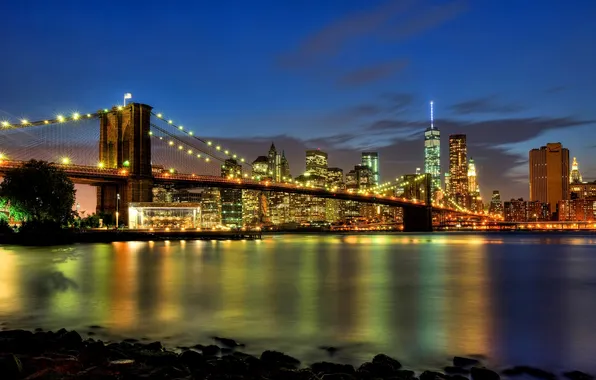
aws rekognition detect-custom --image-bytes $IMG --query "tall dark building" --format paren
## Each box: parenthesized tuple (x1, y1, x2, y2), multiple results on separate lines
(267, 143, 280, 181)
(220, 158, 243, 226)
(529, 142, 570, 214)
(449, 134, 468, 207)
(280, 150, 291, 180)
(361, 152, 379, 186)
(489, 190, 503, 216)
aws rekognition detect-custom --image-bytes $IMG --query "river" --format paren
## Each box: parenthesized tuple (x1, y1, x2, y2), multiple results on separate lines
(1, 233, 596, 373)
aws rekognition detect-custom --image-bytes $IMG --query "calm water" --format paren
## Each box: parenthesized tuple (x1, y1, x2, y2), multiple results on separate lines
(1, 233, 596, 372)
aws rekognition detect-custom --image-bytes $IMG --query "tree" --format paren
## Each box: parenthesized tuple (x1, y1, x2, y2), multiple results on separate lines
(0, 160, 76, 226)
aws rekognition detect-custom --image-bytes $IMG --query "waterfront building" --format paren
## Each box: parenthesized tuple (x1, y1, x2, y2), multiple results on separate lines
(325, 167, 345, 222)
(570, 157, 583, 184)
(252, 156, 269, 180)
(570, 181, 596, 199)
(504, 198, 550, 222)
(529, 142, 570, 215)
(424, 101, 441, 195)
(449, 134, 468, 207)
(128, 202, 201, 229)
(467, 157, 482, 212)
(361, 152, 380, 186)
(268, 143, 281, 181)
(355, 165, 373, 189)
(305, 149, 328, 179)
(444, 173, 451, 195)
(558, 199, 596, 221)
(489, 190, 504, 216)
(220, 158, 243, 226)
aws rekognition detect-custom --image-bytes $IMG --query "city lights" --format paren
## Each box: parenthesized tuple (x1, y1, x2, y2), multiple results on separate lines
(61, 157, 70, 165)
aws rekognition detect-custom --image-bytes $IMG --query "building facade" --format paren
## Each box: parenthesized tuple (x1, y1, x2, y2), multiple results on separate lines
(220, 158, 243, 226)
(529, 142, 570, 215)
(361, 152, 380, 186)
(489, 190, 503, 216)
(424, 101, 441, 195)
(570, 157, 583, 184)
(449, 134, 469, 207)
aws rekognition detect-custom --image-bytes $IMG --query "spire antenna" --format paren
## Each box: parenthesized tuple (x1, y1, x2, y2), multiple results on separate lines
(430, 100, 434, 130)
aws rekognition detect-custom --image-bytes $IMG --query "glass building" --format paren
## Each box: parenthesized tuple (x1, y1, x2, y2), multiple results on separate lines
(361, 152, 379, 186)
(221, 158, 243, 226)
(449, 134, 468, 207)
(424, 101, 441, 195)
(128, 203, 201, 229)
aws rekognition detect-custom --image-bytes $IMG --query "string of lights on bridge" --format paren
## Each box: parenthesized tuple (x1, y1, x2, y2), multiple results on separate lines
(151, 111, 249, 167)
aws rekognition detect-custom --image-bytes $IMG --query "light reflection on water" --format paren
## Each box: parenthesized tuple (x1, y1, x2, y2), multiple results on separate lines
(1, 233, 596, 372)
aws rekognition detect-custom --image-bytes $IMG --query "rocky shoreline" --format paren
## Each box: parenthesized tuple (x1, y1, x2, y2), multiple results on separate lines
(0, 328, 593, 380)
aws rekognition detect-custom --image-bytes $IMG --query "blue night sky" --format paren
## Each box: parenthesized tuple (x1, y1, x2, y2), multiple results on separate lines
(0, 0, 595, 212)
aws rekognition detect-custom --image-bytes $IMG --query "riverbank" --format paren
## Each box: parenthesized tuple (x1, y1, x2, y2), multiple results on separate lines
(0, 328, 592, 380)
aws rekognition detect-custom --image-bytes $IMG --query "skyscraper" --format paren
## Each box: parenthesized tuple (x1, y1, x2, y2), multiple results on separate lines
(424, 101, 441, 194)
(361, 152, 379, 186)
(305, 149, 328, 188)
(570, 157, 583, 184)
(489, 190, 503, 216)
(467, 157, 482, 211)
(449, 134, 468, 207)
(220, 158, 243, 226)
(267, 143, 281, 181)
(529, 142, 570, 214)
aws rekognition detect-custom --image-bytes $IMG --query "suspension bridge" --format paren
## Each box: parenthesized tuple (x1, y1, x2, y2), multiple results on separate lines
(0, 102, 490, 231)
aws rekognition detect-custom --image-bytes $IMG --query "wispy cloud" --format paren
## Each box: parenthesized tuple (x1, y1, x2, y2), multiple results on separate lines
(450, 96, 526, 115)
(337, 59, 408, 86)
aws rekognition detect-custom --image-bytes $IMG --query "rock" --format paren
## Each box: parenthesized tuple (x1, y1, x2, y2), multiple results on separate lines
(58, 330, 82, 349)
(358, 361, 399, 378)
(123, 338, 139, 343)
(372, 353, 402, 370)
(445, 366, 471, 375)
(322, 374, 357, 380)
(79, 341, 108, 365)
(201, 344, 220, 356)
(311, 361, 356, 376)
(260, 350, 301, 369)
(132, 349, 180, 367)
(454, 356, 481, 367)
(395, 370, 417, 380)
(420, 371, 449, 380)
(450, 376, 469, 380)
(213, 336, 245, 348)
(179, 350, 204, 369)
(109, 358, 135, 366)
(319, 346, 340, 355)
(0, 354, 22, 380)
(502, 366, 555, 380)
(88, 325, 103, 329)
(564, 371, 594, 380)
(21, 368, 62, 380)
(87, 331, 96, 336)
(471, 367, 500, 380)
(144, 341, 164, 351)
(34, 328, 43, 332)
(192, 343, 205, 350)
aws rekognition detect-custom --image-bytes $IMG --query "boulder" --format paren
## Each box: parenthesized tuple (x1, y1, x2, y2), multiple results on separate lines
(372, 353, 402, 370)
(502, 366, 555, 380)
(358, 361, 398, 378)
(445, 366, 471, 375)
(454, 356, 481, 367)
(179, 350, 204, 369)
(58, 330, 82, 350)
(471, 367, 500, 380)
(0, 354, 22, 380)
(201, 344, 221, 356)
(213, 336, 245, 348)
(420, 370, 449, 380)
(311, 361, 356, 375)
(79, 341, 108, 365)
(260, 350, 301, 369)
(564, 371, 594, 380)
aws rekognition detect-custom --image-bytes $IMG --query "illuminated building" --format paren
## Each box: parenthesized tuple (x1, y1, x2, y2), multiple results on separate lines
(128, 203, 201, 229)
(305, 149, 328, 181)
(268, 143, 281, 181)
(361, 152, 379, 186)
(355, 165, 373, 189)
(252, 156, 269, 180)
(529, 142, 569, 214)
(424, 101, 441, 194)
(570, 181, 596, 199)
(220, 158, 242, 226)
(570, 157, 583, 184)
(325, 167, 344, 223)
(504, 198, 550, 222)
(402, 174, 430, 202)
(489, 190, 503, 216)
(449, 134, 468, 207)
(197, 188, 221, 227)
(444, 173, 451, 195)
(280, 151, 291, 180)
(558, 199, 596, 221)
(467, 157, 482, 212)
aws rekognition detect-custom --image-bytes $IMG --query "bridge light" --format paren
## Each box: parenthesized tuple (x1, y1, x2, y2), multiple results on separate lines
(159, 136, 163, 140)
(196, 153, 201, 158)
(168, 120, 173, 124)
(240, 158, 245, 162)
(57, 115, 65, 122)
(21, 119, 28, 125)
(61, 157, 70, 165)
(103, 109, 109, 113)
(216, 146, 221, 150)
(233, 154, 237, 158)
(117, 106, 123, 111)
(169, 168, 175, 173)
(44, 120, 49, 124)
(148, 131, 153, 135)
(243, 174, 248, 178)
(0, 153, 4, 160)
(98, 162, 104, 168)
(168, 141, 174, 146)
(224, 150, 229, 154)
(178, 145, 183, 150)
(179, 126, 183, 130)
(187, 149, 192, 154)
(207, 141, 212, 146)
(72, 113, 80, 120)
(205, 158, 210, 162)
(1, 121, 9, 127)
(156, 113, 163, 118)
(123, 160, 130, 167)
(87, 113, 92, 118)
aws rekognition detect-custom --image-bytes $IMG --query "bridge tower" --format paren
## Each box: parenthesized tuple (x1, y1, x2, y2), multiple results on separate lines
(403, 173, 433, 232)
(96, 103, 153, 225)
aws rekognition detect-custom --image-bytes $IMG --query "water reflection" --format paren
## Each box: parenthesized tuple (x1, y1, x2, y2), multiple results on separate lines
(0, 233, 595, 372)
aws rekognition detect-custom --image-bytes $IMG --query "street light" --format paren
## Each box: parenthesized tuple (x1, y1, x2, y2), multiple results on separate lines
(116, 193, 120, 228)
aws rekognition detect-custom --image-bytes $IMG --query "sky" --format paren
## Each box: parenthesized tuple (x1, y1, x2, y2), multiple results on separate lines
(0, 0, 595, 213)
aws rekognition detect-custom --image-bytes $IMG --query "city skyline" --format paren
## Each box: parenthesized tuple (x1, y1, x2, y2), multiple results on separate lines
(1, 0, 595, 213)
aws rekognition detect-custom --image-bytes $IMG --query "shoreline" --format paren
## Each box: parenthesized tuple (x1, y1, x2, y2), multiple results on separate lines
(0, 328, 592, 380)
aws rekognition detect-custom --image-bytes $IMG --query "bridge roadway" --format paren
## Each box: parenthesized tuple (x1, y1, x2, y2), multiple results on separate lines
(0, 159, 478, 215)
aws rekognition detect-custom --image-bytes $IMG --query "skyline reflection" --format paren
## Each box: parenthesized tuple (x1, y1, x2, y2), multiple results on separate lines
(0, 233, 595, 371)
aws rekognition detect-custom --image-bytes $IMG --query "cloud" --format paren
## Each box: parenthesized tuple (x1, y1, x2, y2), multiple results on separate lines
(545, 86, 566, 94)
(279, 0, 416, 68)
(450, 96, 526, 115)
(337, 59, 408, 86)
(279, 0, 465, 69)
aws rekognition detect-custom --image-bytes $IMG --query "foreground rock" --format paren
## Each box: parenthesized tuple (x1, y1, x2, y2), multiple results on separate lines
(0, 329, 591, 379)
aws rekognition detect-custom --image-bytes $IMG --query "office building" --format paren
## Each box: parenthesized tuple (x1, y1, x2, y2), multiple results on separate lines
(570, 181, 596, 199)
(424, 101, 441, 194)
(504, 198, 550, 222)
(252, 156, 269, 180)
(449, 134, 469, 207)
(529, 142, 570, 214)
(558, 199, 596, 221)
(220, 158, 243, 226)
(489, 190, 503, 216)
(570, 157, 583, 184)
(361, 152, 380, 186)
(467, 157, 482, 212)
